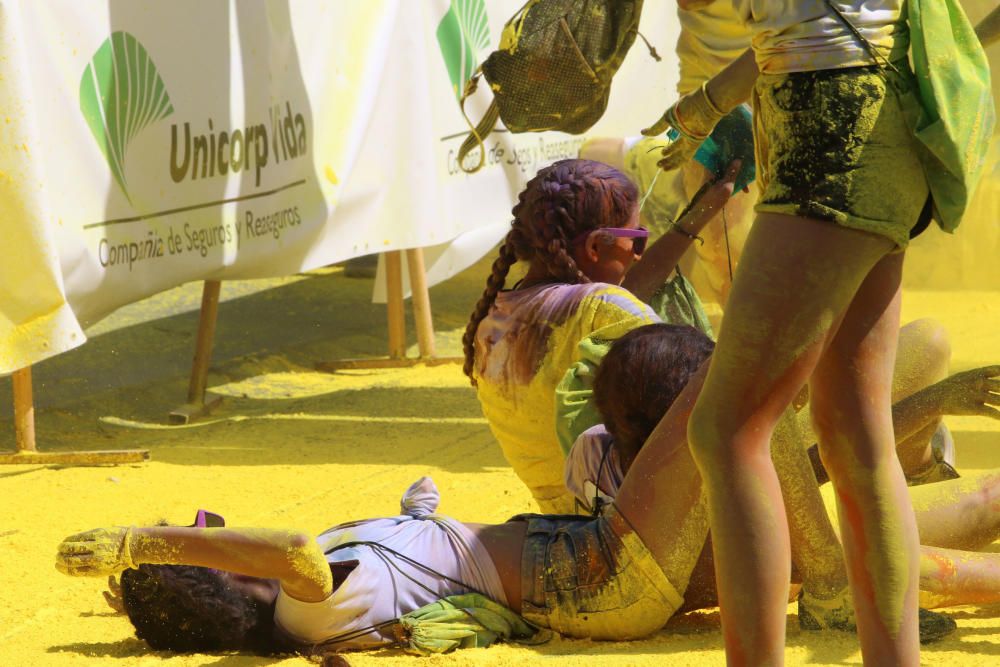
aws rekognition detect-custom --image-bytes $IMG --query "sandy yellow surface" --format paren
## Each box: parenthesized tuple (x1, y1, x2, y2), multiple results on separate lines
(1, 257, 998, 666)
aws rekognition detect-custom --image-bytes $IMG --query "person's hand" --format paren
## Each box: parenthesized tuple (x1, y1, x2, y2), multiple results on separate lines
(933, 365, 1000, 418)
(684, 159, 742, 225)
(56, 527, 136, 577)
(641, 83, 726, 172)
(103, 575, 125, 614)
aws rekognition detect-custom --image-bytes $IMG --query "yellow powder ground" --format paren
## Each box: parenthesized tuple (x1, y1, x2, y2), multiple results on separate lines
(1, 255, 997, 666)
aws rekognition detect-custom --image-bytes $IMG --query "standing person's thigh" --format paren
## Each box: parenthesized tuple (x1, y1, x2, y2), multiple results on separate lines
(808, 250, 904, 470)
(695, 212, 895, 444)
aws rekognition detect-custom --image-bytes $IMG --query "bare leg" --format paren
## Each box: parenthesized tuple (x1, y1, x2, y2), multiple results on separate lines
(892, 319, 951, 473)
(918, 546, 1000, 608)
(810, 250, 921, 664)
(616, 364, 713, 599)
(799, 317, 951, 478)
(688, 212, 914, 666)
(891, 319, 951, 403)
(910, 472, 1000, 550)
(771, 409, 849, 598)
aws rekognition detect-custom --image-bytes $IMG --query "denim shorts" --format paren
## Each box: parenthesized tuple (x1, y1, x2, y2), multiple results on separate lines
(512, 503, 684, 640)
(752, 63, 929, 249)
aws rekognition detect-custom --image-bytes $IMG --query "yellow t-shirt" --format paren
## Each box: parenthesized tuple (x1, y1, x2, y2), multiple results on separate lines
(676, 1, 752, 93)
(472, 282, 658, 513)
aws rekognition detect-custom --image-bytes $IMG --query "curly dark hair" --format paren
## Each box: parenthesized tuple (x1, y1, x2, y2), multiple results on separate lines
(593, 323, 715, 469)
(461, 158, 639, 384)
(119, 564, 282, 654)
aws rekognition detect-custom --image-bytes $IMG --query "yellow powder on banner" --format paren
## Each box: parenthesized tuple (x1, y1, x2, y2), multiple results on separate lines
(324, 165, 339, 185)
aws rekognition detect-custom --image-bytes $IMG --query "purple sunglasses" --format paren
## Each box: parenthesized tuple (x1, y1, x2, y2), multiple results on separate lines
(190, 509, 225, 528)
(574, 226, 649, 256)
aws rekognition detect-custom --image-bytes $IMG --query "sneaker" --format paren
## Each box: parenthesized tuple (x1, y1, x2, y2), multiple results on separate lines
(931, 422, 956, 467)
(798, 591, 956, 644)
(798, 588, 855, 632)
(918, 608, 957, 644)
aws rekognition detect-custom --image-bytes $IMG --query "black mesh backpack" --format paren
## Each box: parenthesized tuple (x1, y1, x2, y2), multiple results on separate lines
(457, 0, 652, 173)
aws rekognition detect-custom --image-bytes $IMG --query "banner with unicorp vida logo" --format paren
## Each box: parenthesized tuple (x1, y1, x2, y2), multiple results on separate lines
(0, 1, 682, 374)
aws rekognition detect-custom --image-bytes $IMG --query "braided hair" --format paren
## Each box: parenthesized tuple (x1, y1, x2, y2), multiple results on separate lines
(462, 159, 638, 384)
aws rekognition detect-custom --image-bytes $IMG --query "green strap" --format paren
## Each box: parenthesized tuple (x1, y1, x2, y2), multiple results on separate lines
(398, 593, 547, 655)
(456, 72, 500, 174)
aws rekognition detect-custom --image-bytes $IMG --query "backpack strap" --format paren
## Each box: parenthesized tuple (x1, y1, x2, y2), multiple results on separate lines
(457, 71, 500, 174)
(822, 0, 903, 79)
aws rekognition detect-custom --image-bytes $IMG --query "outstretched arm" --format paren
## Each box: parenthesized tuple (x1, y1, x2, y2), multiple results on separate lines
(57, 525, 333, 603)
(892, 365, 1000, 442)
(641, 49, 759, 172)
(622, 159, 742, 302)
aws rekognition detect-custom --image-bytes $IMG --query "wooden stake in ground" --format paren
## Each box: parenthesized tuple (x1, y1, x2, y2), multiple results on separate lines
(385, 250, 407, 359)
(0, 366, 149, 465)
(316, 247, 460, 372)
(169, 280, 224, 424)
(406, 247, 436, 359)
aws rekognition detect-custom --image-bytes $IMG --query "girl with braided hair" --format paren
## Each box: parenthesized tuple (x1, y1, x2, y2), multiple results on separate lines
(463, 158, 740, 513)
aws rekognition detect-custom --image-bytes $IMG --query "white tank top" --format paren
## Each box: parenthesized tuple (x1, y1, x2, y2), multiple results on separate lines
(732, 0, 909, 74)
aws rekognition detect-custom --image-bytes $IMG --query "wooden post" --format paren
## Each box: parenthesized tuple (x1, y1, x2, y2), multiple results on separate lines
(13, 367, 35, 453)
(169, 280, 224, 424)
(187, 280, 222, 404)
(405, 247, 436, 358)
(314, 248, 461, 373)
(1, 365, 148, 465)
(385, 251, 407, 359)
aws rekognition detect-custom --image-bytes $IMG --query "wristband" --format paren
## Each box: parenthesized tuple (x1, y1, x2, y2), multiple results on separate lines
(670, 222, 705, 246)
(121, 526, 137, 570)
(700, 81, 726, 117)
(667, 105, 708, 142)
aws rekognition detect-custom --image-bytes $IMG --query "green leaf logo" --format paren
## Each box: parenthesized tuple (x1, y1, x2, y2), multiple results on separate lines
(436, 0, 490, 99)
(80, 32, 173, 202)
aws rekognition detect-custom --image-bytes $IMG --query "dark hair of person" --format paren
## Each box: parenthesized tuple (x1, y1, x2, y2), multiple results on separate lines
(120, 565, 358, 663)
(461, 158, 639, 385)
(119, 564, 289, 655)
(593, 323, 715, 470)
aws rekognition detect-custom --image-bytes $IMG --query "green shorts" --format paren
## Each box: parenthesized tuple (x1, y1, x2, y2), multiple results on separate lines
(752, 64, 929, 249)
(513, 504, 684, 640)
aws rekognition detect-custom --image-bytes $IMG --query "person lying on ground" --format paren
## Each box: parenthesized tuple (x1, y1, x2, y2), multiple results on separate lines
(57, 334, 925, 659)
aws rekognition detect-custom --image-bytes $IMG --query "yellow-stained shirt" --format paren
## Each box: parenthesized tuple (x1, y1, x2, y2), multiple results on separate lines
(473, 282, 658, 513)
(677, 1, 752, 93)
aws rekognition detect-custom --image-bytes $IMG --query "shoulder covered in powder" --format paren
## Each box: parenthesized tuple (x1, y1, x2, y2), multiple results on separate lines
(584, 283, 659, 326)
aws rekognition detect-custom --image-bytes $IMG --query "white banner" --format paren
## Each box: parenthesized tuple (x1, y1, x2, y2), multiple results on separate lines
(0, 0, 683, 374)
